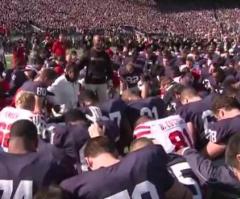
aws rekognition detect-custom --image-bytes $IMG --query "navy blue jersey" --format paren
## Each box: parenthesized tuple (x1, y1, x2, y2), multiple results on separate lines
(167, 154, 202, 199)
(126, 96, 166, 126)
(2, 69, 14, 83)
(4, 69, 28, 96)
(119, 67, 143, 88)
(100, 98, 128, 128)
(53, 120, 119, 163)
(183, 148, 240, 196)
(208, 115, 240, 144)
(0, 150, 71, 198)
(53, 123, 89, 162)
(177, 97, 215, 149)
(100, 98, 132, 152)
(61, 145, 174, 199)
(20, 80, 52, 97)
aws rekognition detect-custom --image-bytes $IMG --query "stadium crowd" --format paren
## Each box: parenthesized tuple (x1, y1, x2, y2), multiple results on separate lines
(1, 0, 240, 199)
(0, 0, 240, 37)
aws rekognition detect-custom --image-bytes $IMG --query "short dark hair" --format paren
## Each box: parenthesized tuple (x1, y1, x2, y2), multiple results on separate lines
(130, 138, 153, 152)
(10, 120, 38, 142)
(80, 89, 98, 104)
(64, 109, 87, 123)
(40, 68, 57, 81)
(180, 87, 198, 102)
(34, 185, 69, 199)
(84, 136, 118, 158)
(225, 133, 240, 168)
(212, 95, 240, 114)
(172, 84, 185, 95)
(222, 86, 238, 98)
(70, 50, 77, 56)
(66, 63, 79, 73)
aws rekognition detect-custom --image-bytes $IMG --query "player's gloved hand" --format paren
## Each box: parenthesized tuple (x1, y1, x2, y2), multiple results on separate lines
(51, 104, 66, 117)
(85, 106, 103, 123)
(88, 122, 106, 138)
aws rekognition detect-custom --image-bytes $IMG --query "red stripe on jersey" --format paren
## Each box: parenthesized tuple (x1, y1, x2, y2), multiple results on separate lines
(134, 130, 151, 139)
(134, 125, 150, 131)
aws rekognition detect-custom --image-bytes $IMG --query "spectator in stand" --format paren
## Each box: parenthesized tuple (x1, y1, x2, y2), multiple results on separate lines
(52, 34, 66, 59)
(0, 41, 6, 72)
(42, 35, 53, 59)
(66, 50, 79, 65)
(12, 40, 27, 69)
(79, 35, 113, 103)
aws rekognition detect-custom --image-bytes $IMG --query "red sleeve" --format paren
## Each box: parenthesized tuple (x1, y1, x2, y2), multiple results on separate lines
(52, 41, 58, 54)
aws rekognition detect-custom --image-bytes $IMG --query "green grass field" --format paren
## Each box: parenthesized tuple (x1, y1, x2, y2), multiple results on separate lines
(5, 54, 12, 69)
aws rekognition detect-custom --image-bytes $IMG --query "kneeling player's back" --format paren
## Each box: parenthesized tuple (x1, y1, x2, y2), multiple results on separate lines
(134, 115, 192, 153)
(0, 151, 67, 198)
(61, 145, 174, 199)
(126, 96, 166, 126)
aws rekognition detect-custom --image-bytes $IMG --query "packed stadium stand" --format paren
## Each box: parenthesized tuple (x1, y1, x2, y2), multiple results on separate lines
(0, 0, 240, 37)
(0, 0, 240, 199)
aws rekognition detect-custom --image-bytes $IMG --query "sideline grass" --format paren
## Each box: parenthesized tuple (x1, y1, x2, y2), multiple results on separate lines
(5, 54, 12, 69)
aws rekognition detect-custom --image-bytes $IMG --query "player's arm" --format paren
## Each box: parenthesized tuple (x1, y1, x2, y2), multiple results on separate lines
(78, 51, 89, 70)
(201, 141, 226, 159)
(119, 72, 127, 94)
(119, 80, 126, 95)
(140, 80, 150, 99)
(117, 116, 133, 154)
(202, 125, 227, 159)
(176, 108, 196, 146)
(186, 122, 196, 147)
(181, 148, 226, 185)
(165, 179, 193, 199)
(47, 81, 61, 106)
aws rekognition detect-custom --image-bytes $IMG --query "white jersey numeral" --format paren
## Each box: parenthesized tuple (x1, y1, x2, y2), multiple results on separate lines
(140, 107, 159, 119)
(0, 180, 33, 199)
(105, 181, 160, 199)
(170, 163, 202, 199)
(109, 111, 121, 127)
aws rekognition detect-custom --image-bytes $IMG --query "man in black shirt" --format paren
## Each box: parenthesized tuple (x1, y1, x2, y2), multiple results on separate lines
(79, 35, 113, 103)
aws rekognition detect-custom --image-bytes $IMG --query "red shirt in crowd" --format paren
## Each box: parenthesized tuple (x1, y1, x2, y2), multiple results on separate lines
(0, 80, 10, 110)
(52, 40, 66, 58)
(12, 46, 26, 68)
